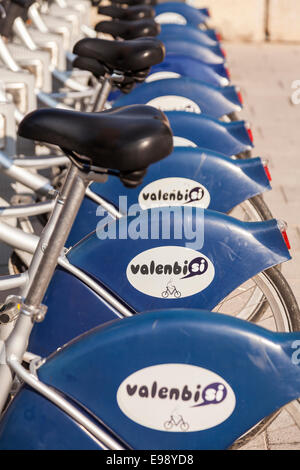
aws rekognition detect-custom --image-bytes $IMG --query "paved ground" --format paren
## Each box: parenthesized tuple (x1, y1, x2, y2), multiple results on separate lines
(226, 42, 300, 450)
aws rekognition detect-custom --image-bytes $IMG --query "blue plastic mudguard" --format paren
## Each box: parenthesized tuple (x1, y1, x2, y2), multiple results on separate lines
(90, 151, 270, 212)
(68, 210, 290, 314)
(163, 37, 225, 65)
(147, 55, 230, 87)
(165, 112, 253, 155)
(159, 29, 225, 57)
(66, 148, 271, 247)
(0, 386, 105, 450)
(108, 57, 230, 102)
(159, 24, 219, 47)
(3, 310, 300, 449)
(112, 78, 241, 118)
(155, 2, 209, 27)
(199, 7, 210, 18)
(29, 209, 288, 357)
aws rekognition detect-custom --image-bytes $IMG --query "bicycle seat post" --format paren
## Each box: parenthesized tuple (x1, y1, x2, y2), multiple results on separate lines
(24, 164, 88, 308)
(88, 73, 112, 112)
(88, 71, 125, 112)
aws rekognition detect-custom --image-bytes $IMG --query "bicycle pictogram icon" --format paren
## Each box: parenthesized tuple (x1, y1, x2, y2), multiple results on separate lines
(164, 415, 189, 432)
(161, 280, 181, 298)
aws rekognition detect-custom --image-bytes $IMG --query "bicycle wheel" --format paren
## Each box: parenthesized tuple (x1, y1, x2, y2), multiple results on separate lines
(164, 420, 173, 431)
(180, 422, 190, 432)
(213, 266, 300, 448)
(228, 195, 279, 320)
(228, 195, 273, 222)
(213, 267, 300, 330)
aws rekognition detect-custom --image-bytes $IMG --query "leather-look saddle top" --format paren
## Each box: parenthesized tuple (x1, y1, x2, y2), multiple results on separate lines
(18, 106, 173, 176)
(98, 4, 155, 20)
(95, 18, 160, 40)
(73, 37, 165, 75)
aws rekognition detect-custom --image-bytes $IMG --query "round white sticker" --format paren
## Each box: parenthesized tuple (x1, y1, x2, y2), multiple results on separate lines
(126, 246, 215, 299)
(146, 72, 181, 83)
(173, 136, 197, 148)
(139, 178, 211, 209)
(155, 12, 187, 25)
(117, 364, 236, 432)
(147, 96, 201, 114)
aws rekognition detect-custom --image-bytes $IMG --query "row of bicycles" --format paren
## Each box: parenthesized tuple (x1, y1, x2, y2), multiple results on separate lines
(0, 0, 299, 451)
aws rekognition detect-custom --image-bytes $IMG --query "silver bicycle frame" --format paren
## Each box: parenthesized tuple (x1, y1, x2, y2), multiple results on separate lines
(0, 151, 53, 195)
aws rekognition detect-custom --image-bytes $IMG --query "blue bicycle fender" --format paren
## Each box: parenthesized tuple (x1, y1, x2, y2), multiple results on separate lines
(66, 149, 270, 249)
(0, 386, 105, 450)
(165, 112, 253, 156)
(199, 7, 210, 18)
(68, 209, 290, 314)
(65, 149, 270, 247)
(159, 24, 219, 47)
(5, 311, 300, 449)
(28, 266, 121, 357)
(147, 55, 230, 86)
(163, 38, 225, 65)
(30, 207, 286, 358)
(89, 150, 271, 214)
(159, 30, 224, 57)
(155, 2, 208, 27)
(66, 195, 114, 247)
(113, 78, 241, 118)
(108, 57, 230, 103)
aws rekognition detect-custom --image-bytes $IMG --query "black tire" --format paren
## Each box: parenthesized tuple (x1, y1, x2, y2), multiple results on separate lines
(236, 149, 253, 159)
(227, 111, 240, 122)
(228, 194, 282, 321)
(214, 266, 300, 332)
(227, 112, 253, 158)
(228, 194, 273, 224)
(244, 194, 273, 221)
(250, 266, 300, 331)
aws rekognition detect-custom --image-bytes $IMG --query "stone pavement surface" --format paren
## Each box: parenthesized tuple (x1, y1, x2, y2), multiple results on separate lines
(226, 42, 300, 450)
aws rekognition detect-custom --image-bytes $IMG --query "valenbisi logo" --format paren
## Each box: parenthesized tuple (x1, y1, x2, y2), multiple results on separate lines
(147, 96, 201, 114)
(126, 246, 214, 298)
(117, 364, 236, 432)
(138, 178, 211, 210)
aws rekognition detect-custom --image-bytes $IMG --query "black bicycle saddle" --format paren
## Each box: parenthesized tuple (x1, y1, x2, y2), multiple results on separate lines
(73, 37, 165, 74)
(95, 18, 160, 40)
(10, 0, 34, 6)
(98, 4, 155, 20)
(72, 56, 145, 93)
(18, 106, 173, 182)
(72, 56, 108, 79)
